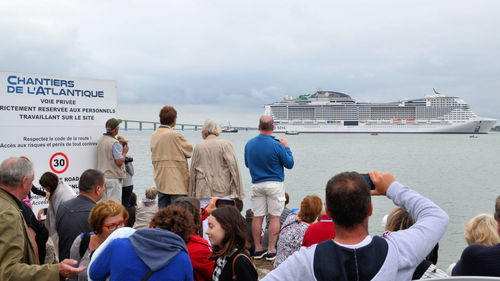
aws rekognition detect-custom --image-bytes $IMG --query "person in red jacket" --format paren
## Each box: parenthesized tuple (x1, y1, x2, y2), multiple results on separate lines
(173, 197, 215, 281)
(301, 212, 335, 247)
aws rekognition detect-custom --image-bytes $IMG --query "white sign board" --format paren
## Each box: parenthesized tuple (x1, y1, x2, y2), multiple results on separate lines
(0, 71, 117, 215)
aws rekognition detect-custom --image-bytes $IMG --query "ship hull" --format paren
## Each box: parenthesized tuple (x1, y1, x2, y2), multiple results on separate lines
(273, 119, 497, 134)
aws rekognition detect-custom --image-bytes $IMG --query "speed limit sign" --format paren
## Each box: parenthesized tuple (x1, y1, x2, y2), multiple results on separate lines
(50, 152, 69, 174)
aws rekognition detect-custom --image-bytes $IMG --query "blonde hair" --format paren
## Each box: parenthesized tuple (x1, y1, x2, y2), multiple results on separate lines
(385, 207, 415, 231)
(201, 119, 221, 139)
(145, 186, 158, 200)
(464, 213, 500, 246)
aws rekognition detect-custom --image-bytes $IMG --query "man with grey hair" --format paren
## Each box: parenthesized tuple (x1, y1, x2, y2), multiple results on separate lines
(56, 169, 105, 261)
(245, 115, 294, 260)
(0, 157, 85, 280)
(189, 119, 244, 207)
(96, 117, 129, 202)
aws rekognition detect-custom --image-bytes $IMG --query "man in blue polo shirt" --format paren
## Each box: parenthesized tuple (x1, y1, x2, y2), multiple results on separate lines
(244, 115, 294, 260)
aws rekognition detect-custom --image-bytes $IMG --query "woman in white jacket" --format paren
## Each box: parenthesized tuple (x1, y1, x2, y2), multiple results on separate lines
(38, 171, 76, 254)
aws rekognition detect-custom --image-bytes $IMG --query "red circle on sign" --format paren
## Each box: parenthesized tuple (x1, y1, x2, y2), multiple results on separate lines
(49, 152, 69, 174)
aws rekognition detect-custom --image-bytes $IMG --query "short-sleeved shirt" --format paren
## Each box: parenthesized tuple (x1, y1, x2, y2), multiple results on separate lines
(111, 142, 123, 160)
(68, 233, 93, 281)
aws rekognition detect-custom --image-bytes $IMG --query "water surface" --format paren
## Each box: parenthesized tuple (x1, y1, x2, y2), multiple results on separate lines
(123, 129, 500, 269)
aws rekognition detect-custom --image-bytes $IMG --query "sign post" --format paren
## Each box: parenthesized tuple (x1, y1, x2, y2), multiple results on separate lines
(0, 71, 117, 215)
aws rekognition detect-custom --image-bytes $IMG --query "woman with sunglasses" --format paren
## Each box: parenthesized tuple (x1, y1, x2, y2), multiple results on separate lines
(68, 200, 129, 281)
(206, 206, 257, 281)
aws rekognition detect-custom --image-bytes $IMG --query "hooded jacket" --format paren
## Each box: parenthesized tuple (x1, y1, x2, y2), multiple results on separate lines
(89, 228, 193, 281)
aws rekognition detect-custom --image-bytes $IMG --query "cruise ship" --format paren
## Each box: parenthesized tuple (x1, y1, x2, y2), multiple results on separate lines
(265, 89, 497, 134)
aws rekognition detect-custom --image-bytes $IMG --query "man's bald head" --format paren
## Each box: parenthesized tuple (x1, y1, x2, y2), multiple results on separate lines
(259, 115, 274, 132)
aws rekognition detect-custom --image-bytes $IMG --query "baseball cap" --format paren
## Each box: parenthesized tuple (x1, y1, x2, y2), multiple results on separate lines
(106, 118, 122, 130)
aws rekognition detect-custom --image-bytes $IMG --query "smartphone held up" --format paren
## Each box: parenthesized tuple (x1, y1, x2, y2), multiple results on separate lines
(360, 173, 376, 190)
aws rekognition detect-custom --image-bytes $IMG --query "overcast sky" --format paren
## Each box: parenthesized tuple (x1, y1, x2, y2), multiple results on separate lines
(1, 0, 499, 126)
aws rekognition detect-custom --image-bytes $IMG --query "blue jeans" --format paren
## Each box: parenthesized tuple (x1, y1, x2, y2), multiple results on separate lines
(158, 192, 186, 209)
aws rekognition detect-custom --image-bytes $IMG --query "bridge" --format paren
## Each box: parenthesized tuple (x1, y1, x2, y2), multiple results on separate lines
(121, 120, 256, 131)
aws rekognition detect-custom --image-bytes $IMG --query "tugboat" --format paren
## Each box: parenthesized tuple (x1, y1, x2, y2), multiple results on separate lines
(222, 122, 238, 133)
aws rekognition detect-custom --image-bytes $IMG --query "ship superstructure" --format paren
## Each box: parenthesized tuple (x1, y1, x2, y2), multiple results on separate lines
(265, 89, 497, 133)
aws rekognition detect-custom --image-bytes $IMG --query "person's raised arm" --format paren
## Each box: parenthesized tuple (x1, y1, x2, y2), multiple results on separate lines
(177, 134, 193, 159)
(277, 139, 294, 169)
(114, 141, 128, 166)
(369, 171, 395, 196)
(370, 170, 449, 269)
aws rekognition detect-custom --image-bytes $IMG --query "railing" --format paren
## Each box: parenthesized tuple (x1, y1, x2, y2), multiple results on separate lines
(121, 120, 202, 131)
(121, 120, 256, 131)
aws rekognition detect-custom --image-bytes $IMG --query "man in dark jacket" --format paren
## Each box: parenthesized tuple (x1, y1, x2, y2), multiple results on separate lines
(56, 169, 105, 260)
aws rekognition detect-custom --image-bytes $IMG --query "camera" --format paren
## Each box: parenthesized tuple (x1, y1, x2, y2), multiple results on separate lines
(360, 173, 375, 190)
(125, 156, 133, 164)
(121, 142, 127, 147)
(215, 199, 235, 208)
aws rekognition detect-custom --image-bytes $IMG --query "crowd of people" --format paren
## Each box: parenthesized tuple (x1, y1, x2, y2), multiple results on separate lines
(1, 105, 500, 280)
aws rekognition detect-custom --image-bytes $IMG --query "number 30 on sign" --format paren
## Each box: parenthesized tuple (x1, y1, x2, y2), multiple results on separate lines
(50, 152, 69, 174)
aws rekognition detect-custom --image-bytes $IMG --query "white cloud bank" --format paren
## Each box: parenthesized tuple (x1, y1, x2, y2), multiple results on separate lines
(1, 0, 500, 124)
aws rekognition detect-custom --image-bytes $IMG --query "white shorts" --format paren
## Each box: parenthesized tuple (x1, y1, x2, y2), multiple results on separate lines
(251, 181, 285, 217)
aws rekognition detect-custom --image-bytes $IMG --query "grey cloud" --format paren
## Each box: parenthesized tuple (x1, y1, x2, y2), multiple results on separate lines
(1, 0, 499, 121)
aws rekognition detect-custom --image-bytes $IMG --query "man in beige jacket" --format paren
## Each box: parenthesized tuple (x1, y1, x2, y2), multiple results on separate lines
(96, 118, 128, 203)
(150, 105, 193, 208)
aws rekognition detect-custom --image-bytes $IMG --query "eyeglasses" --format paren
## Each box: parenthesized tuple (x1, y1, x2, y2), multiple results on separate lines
(102, 218, 128, 231)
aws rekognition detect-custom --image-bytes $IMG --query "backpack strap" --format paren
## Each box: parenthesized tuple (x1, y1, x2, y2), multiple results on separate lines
(79, 232, 91, 259)
(232, 253, 253, 280)
(141, 269, 153, 281)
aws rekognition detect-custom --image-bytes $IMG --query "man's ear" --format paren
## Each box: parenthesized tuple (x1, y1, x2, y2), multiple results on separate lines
(369, 203, 373, 216)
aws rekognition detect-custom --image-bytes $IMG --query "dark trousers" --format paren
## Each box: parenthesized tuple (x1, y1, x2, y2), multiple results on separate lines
(158, 192, 186, 209)
(122, 185, 133, 207)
